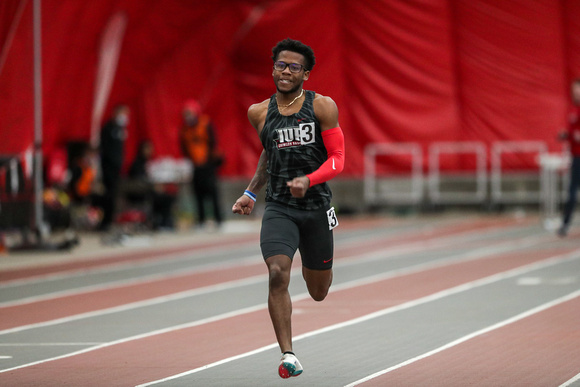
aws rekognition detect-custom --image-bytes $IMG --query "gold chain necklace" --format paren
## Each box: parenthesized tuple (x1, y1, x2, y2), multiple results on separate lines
(276, 89, 304, 112)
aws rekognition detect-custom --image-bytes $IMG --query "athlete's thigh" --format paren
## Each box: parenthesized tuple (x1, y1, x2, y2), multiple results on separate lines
(298, 206, 334, 270)
(260, 202, 300, 261)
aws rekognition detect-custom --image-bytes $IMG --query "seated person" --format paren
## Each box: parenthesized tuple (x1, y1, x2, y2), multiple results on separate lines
(69, 144, 97, 203)
(128, 140, 176, 230)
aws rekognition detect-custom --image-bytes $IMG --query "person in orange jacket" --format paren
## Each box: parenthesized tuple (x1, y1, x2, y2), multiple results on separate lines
(180, 100, 223, 229)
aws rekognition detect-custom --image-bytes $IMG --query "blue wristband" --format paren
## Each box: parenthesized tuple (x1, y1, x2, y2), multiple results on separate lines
(243, 190, 257, 202)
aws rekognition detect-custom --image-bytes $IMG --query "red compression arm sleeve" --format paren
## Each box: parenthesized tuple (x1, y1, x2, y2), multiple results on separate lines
(306, 127, 345, 187)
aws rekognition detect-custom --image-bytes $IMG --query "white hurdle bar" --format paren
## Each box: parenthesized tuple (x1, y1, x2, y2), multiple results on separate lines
(428, 142, 487, 204)
(364, 143, 423, 205)
(491, 141, 547, 204)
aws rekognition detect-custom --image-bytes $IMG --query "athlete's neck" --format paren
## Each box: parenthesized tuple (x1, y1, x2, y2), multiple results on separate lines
(276, 88, 304, 105)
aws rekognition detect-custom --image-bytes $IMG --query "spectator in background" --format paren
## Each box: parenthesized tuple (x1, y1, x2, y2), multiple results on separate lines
(69, 142, 97, 203)
(98, 104, 129, 231)
(68, 143, 103, 230)
(128, 140, 175, 230)
(558, 78, 580, 237)
(180, 100, 223, 229)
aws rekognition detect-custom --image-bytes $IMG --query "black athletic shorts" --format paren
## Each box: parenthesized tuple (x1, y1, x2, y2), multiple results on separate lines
(260, 201, 338, 270)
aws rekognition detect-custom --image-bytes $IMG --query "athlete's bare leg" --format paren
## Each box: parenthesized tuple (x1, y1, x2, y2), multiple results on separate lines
(302, 266, 333, 301)
(265, 254, 294, 353)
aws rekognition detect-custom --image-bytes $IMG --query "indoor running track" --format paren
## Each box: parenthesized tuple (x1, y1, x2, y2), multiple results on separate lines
(0, 213, 579, 386)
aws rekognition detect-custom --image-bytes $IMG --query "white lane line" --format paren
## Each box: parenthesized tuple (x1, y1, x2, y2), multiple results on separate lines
(0, 224, 549, 309)
(3, 248, 578, 377)
(0, 231, 555, 337)
(0, 236, 568, 373)
(0, 255, 261, 308)
(345, 289, 580, 387)
(339, 232, 552, 268)
(0, 239, 258, 287)
(0, 274, 267, 336)
(0, 216, 530, 290)
(0, 302, 270, 374)
(135, 249, 580, 386)
(0, 343, 104, 346)
(560, 373, 580, 387)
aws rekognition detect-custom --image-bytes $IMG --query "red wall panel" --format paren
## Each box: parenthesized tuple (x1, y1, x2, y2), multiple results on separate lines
(0, 0, 578, 177)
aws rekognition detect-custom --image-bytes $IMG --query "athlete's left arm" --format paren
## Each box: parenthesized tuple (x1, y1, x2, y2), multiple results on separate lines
(287, 95, 345, 198)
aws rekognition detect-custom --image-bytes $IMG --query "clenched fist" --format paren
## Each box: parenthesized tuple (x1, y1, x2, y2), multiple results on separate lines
(232, 195, 255, 215)
(286, 176, 310, 198)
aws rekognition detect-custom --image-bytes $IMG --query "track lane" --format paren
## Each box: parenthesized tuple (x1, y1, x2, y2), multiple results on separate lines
(1, 243, 577, 385)
(0, 234, 260, 282)
(0, 218, 546, 331)
(140, 248, 580, 386)
(352, 289, 580, 386)
(0, 214, 531, 285)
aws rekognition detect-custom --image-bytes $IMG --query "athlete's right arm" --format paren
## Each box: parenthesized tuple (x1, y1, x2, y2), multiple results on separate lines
(232, 102, 269, 216)
(232, 150, 268, 215)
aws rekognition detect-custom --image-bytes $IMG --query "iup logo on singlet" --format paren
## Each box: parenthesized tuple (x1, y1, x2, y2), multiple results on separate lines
(275, 122, 316, 149)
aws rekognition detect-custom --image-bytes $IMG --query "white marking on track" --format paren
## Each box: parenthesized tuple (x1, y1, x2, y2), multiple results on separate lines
(0, 343, 103, 346)
(0, 255, 261, 308)
(0, 273, 268, 336)
(0, 232, 555, 336)
(135, 249, 580, 386)
(0, 220, 542, 308)
(0, 238, 258, 287)
(560, 372, 580, 387)
(517, 276, 577, 286)
(517, 277, 543, 285)
(0, 228, 567, 376)
(344, 288, 580, 386)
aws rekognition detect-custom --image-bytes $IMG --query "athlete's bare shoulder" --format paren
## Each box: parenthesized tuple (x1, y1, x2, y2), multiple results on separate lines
(247, 98, 270, 133)
(313, 93, 339, 130)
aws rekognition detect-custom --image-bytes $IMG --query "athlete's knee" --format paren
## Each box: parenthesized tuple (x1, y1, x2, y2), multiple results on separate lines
(266, 256, 291, 290)
(269, 266, 287, 289)
(306, 279, 332, 302)
(309, 287, 329, 302)
(303, 267, 332, 301)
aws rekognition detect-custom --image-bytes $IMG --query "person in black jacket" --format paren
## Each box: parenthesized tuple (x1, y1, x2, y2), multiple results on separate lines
(98, 104, 129, 231)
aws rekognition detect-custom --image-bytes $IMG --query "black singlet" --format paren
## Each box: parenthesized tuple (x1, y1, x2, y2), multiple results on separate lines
(260, 90, 332, 210)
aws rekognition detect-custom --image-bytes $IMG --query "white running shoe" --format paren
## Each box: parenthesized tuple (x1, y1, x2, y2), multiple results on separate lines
(278, 353, 303, 378)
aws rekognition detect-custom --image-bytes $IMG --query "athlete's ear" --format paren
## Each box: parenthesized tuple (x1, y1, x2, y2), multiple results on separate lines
(303, 70, 310, 81)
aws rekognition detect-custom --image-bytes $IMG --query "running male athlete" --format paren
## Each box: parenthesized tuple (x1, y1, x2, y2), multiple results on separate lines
(232, 38, 345, 378)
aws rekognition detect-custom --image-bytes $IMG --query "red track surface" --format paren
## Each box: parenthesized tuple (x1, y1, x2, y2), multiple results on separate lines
(0, 215, 577, 386)
(1, 217, 529, 330)
(368, 297, 580, 386)
(2, 246, 575, 385)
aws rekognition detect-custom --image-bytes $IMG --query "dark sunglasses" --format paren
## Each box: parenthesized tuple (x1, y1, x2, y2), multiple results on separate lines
(273, 61, 305, 73)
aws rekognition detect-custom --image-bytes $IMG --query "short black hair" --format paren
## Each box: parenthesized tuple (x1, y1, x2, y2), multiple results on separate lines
(271, 38, 316, 71)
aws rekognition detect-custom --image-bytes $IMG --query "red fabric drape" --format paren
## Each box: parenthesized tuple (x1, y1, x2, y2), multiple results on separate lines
(0, 0, 578, 176)
(455, 0, 567, 169)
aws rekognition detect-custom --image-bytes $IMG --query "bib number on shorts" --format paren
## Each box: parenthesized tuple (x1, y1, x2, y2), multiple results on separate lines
(327, 207, 339, 230)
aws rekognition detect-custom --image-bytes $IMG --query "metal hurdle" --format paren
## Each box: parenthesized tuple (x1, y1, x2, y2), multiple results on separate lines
(490, 141, 547, 205)
(364, 143, 423, 205)
(538, 152, 569, 230)
(428, 142, 487, 204)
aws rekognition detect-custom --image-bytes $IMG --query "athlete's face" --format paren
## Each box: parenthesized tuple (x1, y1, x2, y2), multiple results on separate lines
(272, 50, 310, 95)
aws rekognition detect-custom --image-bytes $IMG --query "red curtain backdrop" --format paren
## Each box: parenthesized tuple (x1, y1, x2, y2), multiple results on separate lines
(1, 0, 579, 177)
